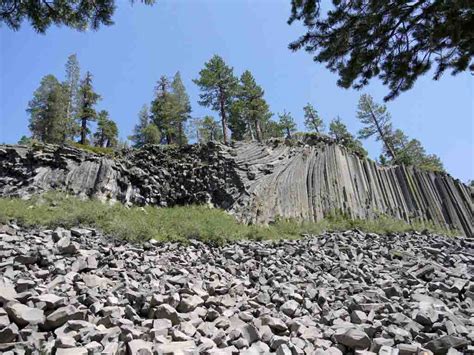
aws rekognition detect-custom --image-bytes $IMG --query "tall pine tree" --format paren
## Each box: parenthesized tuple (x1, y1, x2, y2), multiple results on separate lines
(77, 71, 101, 145)
(357, 94, 396, 160)
(193, 55, 238, 145)
(63, 54, 81, 141)
(150, 76, 179, 144)
(171, 72, 191, 146)
(27, 75, 68, 144)
(230, 70, 271, 142)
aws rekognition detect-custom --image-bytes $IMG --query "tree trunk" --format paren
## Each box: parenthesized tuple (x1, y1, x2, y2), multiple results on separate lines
(219, 96, 228, 145)
(286, 127, 291, 139)
(80, 118, 87, 145)
(255, 120, 262, 142)
(178, 122, 183, 146)
(368, 104, 397, 160)
(248, 122, 255, 141)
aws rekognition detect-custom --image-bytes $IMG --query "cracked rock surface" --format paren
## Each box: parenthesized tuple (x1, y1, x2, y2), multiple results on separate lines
(0, 224, 473, 354)
(0, 139, 472, 237)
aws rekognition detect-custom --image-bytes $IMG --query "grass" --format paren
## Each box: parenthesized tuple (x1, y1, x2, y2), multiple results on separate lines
(0, 193, 458, 244)
(69, 142, 118, 157)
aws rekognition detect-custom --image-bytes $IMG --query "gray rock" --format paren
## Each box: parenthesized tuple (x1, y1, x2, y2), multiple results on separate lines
(334, 328, 371, 350)
(0, 324, 18, 343)
(4, 302, 44, 327)
(280, 300, 299, 317)
(424, 336, 469, 354)
(155, 341, 196, 354)
(127, 339, 153, 355)
(154, 304, 179, 325)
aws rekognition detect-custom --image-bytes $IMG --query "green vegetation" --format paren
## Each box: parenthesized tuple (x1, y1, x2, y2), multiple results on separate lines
(0, 0, 155, 33)
(69, 142, 118, 157)
(26, 55, 119, 149)
(289, 0, 473, 101)
(278, 110, 297, 139)
(150, 72, 191, 146)
(356, 94, 444, 172)
(0, 193, 457, 244)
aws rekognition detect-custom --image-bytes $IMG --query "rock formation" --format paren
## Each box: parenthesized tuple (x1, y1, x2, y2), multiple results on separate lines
(0, 139, 472, 236)
(0, 224, 472, 354)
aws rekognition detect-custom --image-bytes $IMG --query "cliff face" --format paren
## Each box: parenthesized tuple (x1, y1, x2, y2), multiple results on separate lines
(0, 141, 472, 236)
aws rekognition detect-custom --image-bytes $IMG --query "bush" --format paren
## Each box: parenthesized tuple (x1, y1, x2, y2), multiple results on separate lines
(0, 193, 458, 243)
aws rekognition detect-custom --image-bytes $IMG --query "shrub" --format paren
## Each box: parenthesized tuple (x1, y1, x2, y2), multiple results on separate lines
(0, 193, 458, 243)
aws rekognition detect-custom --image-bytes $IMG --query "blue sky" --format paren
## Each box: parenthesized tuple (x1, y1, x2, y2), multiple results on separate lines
(0, 0, 472, 181)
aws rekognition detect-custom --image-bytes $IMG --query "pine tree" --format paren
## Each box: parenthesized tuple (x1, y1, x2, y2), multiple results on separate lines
(150, 76, 179, 144)
(278, 111, 297, 139)
(77, 71, 101, 145)
(94, 110, 118, 148)
(328, 117, 367, 157)
(289, 0, 473, 100)
(385, 129, 444, 172)
(262, 120, 284, 139)
(63, 54, 81, 141)
(27, 75, 68, 144)
(193, 55, 238, 145)
(230, 70, 271, 142)
(129, 105, 161, 147)
(357, 94, 396, 160)
(199, 116, 223, 143)
(171, 72, 191, 146)
(303, 103, 324, 133)
(1, 0, 156, 33)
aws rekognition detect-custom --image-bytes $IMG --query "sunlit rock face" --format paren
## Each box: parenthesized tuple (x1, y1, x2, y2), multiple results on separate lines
(0, 139, 472, 236)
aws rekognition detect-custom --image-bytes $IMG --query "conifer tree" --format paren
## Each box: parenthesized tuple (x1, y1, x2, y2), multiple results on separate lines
(27, 75, 68, 144)
(63, 54, 81, 141)
(77, 71, 101, 145)
(150, 76, 179, 144)
(94, 110, 118, 148)
(278, 111, 297, 139)
(199, 116, 223, 143)
(357, 94, 396, 160)
(303, 103, 324, 133)
(230, 70, 271, 142)
(193, 55, 238, 145)
(171, 72, 191, 146)
(384, 129, 444, 172)
(1, 0, 156, 33)
(129, 105, 161, 147)
(289, 0, 473, 100)
(262, 120, 284, 139)
(328, 117, 367, 157)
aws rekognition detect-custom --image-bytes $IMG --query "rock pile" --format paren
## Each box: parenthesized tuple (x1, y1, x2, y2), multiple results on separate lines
(0, 224, 472, 354)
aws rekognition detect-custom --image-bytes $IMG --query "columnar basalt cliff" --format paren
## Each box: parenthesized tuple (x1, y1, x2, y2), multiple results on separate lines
(0, 139, 472, 236)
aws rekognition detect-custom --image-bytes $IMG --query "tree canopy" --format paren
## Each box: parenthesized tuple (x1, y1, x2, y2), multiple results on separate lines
(229, 70, 272, 142)
(278, 111, 297, 139)
(27, 74, 68, 144)
(288, 0, 474, 100)
(193, 55, 238, 144)
(77, 71, 101, 145)
(303, 103, 324, 133)
(328, 117, 367, 157)
(94, 110, 118, 148)
(0, 0, 156, 33)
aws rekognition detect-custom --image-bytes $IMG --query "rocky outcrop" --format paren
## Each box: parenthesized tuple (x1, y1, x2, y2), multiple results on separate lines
(0, 224, 473, 354)
(0, 140, 472, 236)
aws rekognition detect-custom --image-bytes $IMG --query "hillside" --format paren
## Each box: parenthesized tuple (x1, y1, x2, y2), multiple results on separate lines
(0, 138, 472, 236)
